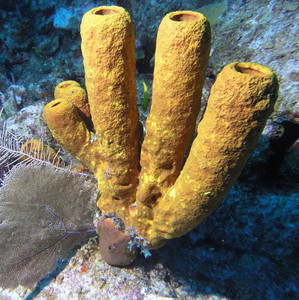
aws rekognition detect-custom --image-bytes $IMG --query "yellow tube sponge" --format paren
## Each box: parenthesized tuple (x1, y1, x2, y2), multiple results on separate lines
(137, 11, 211, 210)
(147, 62, 279, 246)
(80, 6, 139, 217)
(43, 5, 280, 260)
(43, 99, 94, 169)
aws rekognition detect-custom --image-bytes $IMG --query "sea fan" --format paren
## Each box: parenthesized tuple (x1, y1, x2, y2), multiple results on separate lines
(0, 127, 97, 289)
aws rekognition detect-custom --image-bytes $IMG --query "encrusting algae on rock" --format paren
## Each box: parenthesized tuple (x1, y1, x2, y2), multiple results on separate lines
(43, 6, 279, 264)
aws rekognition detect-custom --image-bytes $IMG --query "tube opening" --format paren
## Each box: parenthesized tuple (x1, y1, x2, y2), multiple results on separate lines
(93, 8, 120, 15)
(170, 13, 198, 22)
(59, 83, 71, 88)
(235, 64, 265, 76)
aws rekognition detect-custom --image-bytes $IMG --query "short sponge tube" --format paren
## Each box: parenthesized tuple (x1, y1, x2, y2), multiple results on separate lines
(54, 80, 91, 127)
(43, 98, 93, 169)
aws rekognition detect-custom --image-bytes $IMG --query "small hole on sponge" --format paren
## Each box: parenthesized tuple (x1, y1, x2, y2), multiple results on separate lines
(170, 13, 198, 22)
(93, 8, 119, 15)
(108, 243, 116, 251)
(51, 102, 60, 108)
(150, 192, 162, 204)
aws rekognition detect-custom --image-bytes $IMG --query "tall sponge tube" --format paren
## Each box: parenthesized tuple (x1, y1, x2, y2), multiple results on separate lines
(148, 62, 279, 246)
(137, 11, 211, 215)
(80, 6, 139, 218)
